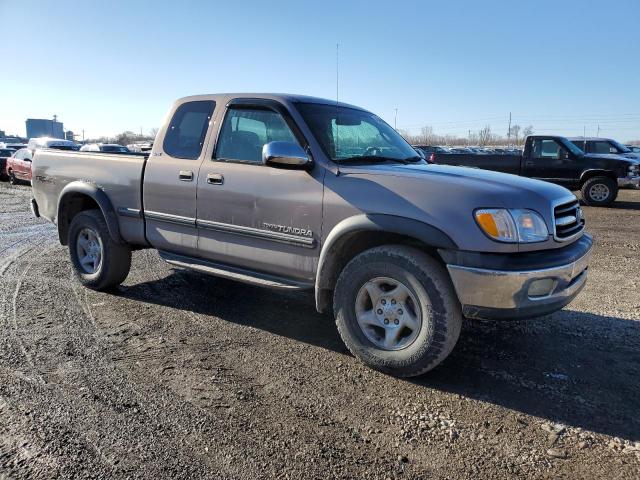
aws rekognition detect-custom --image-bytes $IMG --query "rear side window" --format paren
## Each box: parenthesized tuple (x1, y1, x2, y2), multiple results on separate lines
(163, 100, 215, 159)
(215, 107, 298, 163)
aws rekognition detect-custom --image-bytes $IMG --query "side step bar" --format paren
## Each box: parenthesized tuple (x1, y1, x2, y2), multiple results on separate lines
(158, 251, 313, 291)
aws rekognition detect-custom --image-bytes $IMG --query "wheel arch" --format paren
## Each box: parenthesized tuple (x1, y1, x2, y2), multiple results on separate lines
(315, 214, 457, 313)
(579, 169, 617, 186)
(57, 181, 123, 246)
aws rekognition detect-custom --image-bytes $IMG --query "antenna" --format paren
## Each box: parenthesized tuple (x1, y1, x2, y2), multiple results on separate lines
(336, 43, 339, 106)
(335, 43, 340, 169)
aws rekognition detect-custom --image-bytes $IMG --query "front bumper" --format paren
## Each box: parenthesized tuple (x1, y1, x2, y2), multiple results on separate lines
(443, 234, 593, 320)
(618, 175, 640, 188)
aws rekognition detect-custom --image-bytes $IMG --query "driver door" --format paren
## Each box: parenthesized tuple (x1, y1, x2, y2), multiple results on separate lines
(524, 138, 575, 186)
(195, 101, 324, 283)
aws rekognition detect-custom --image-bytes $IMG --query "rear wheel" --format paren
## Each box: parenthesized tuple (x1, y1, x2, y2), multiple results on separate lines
(8, 171, 18, 185)
(68, 209, 131, 290)
(333, 245, 462, 377)
(581, 176, 617, 206)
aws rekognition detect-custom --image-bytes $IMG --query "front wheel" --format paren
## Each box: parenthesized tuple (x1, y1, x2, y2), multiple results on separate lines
(68, 209, 132, 290)
(581, 176, 618, 206)
(333, 245, 462, 377)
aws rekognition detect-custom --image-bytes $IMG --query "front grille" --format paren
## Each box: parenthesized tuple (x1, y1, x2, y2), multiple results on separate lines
(553, 199, 585, 241)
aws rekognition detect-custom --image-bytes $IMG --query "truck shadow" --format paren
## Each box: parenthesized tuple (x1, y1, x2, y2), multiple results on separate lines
(116, 269, 639, 442)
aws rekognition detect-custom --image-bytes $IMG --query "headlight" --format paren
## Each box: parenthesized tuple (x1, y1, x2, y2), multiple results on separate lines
(475, 208, 548, 243)
(629, 164, 639, 176)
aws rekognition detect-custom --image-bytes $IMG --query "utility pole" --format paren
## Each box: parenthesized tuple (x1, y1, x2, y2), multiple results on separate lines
(394, 108, 398, 130)
(82, 129, 85, 142)
(597, 124, 600, 136)
(336, 43, 339, 106)
(583, 126, 586, 137)
(468, 129, 471, 146)
(507, 112, 512, 147)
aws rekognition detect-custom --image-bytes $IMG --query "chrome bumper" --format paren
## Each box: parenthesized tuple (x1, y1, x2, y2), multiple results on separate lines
(618, 175, 640, 188)
(447, 243, 592, 320)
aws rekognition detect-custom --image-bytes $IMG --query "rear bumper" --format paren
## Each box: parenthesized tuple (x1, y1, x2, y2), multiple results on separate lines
(618, 175, 640, 188)
(443, 234, 593, 320)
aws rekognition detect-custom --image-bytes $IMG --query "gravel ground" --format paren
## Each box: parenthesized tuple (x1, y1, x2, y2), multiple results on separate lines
(0, 181, 638, 479)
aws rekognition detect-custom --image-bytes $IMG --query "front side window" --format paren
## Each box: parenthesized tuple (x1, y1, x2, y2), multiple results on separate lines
(163, 100, 215, 159)
(296, 103, 418, 163)
(532, 139, 563, 159)
(215, 107, 298, 163)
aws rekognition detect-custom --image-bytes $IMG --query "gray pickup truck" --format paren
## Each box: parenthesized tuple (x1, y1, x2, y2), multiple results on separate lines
(31, 94, 593, 377)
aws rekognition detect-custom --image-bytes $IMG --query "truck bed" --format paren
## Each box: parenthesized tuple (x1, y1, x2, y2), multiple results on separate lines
(432, 153, 521, 175)
(32, 149, 148, 244)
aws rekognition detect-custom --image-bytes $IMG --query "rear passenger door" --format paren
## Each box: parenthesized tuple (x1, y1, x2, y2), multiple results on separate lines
(195, 100, 324, 283)
(143, 100, 216, 256)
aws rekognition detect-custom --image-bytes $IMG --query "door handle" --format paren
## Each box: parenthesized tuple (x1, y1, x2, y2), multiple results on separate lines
(206, 173, 224, 185)
(524, 161, 534, 166)
(179, 170, 194, 181)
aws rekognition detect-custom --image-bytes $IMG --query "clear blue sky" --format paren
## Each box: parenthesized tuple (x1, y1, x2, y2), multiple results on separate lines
(2, 0, 639, 141)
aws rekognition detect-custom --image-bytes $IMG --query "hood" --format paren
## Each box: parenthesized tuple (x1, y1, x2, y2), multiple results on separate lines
(585, 153, 639, 164)
(340, 162, 573, 205)
(333, 162, 578, 253)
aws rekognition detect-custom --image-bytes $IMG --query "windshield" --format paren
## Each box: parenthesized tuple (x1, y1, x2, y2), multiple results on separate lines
(610, 140, 631, 153)
(296, 103, 420, 163)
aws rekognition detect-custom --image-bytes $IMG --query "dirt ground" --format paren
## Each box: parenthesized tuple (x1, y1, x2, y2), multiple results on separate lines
(0, 181, 638, 479)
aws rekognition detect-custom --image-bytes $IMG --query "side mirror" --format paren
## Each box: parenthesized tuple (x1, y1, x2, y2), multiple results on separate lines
(559, 149, 570, 160)
(262, 141, 311, 169)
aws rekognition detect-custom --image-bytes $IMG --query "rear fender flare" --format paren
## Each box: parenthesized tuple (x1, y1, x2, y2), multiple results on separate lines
(57, 181, 122, 245)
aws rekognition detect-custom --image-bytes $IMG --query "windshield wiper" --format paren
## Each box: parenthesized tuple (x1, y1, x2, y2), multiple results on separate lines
(336, 155, 421, 165)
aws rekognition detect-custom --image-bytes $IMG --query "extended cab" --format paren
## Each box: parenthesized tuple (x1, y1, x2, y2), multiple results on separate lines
(431, 135, 640, 206)
(31, 94, 593, 377)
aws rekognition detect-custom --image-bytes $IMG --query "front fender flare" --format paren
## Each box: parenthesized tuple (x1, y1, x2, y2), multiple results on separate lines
(57, 181, 123, 245)
(314, 214, 457, 312)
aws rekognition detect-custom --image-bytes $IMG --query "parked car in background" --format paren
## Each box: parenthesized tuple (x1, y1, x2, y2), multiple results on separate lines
(0, 148, 17, 180)
(431, 135, 640, 206)
(27, 137, 79, 152)
(568, 137, 640, 161)
(31, 93, 593, 377)
(413, 145, 450, 155)
(0, 142, 27, 150)
(6, 148, 33, 184)
(80, 143, 131, 153)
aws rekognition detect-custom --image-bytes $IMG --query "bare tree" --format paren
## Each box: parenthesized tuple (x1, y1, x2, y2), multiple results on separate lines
(509, 125, 521, 146)
(522, 125, 534, 140)
(478, 125, 493, 146)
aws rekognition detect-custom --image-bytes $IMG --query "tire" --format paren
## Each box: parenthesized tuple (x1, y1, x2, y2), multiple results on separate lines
(333, 245, 462, 377)
(8, 171, 18, 185)
(581, 176, 618, 206)
(68, 209, 131, 290)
